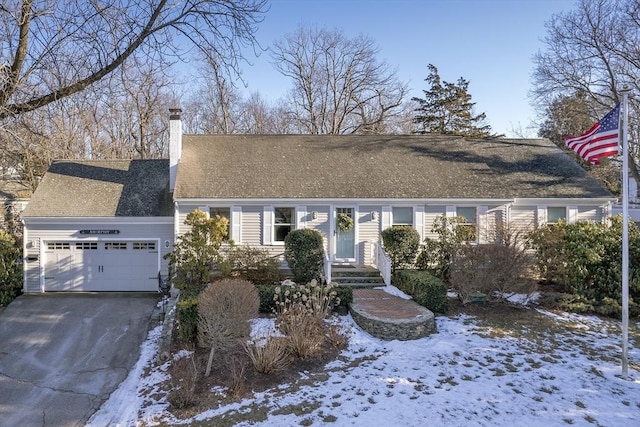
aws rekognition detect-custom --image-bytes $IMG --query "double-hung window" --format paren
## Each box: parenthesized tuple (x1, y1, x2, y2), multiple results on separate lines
(547, 207, 566, 225)
(274, 207, 295, 242)
(392, 207, 413, 226)
(456, 207, 477, 242)
(210, 207, 231, 240)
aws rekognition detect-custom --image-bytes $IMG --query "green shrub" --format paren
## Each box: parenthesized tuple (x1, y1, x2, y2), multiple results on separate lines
(0, 231, 22, 307)
(527, 216, 640, 317)
(284, 229, 325, 284)
(256, 284, 278, 313)
(176, 293, 199, 345)
(220, 245, 282, 285)
(416, 215, 474, 280)
(165, 210, 229, 292)
(394, 269, 448, 314)
(381, 226, 420, 273)
(332, 285, 353, 314)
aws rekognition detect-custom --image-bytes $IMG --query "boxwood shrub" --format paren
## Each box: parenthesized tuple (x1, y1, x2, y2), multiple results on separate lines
(176, 292, 199, 345)
(394, 269, 448, 314)
(284, 229, 325, 284)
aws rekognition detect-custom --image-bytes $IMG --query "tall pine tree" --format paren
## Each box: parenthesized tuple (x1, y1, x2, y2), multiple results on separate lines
(412, 64, 494, 137)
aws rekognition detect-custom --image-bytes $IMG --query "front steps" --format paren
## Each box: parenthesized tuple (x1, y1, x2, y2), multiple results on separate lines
(330, 264, 385, 288)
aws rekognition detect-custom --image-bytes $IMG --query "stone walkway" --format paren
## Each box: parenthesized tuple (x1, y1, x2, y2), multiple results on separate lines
(349, 288, 435, 340)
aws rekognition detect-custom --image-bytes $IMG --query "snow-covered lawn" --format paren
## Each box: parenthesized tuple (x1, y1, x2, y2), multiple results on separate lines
(88, 298, 640, 427)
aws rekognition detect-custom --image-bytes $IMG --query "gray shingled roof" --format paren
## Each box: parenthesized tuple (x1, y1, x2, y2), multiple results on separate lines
(174, 135, 614, 200)
(23, 159, 172, 217)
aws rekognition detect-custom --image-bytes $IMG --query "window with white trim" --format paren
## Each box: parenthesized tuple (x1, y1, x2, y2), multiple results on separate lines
(456, 207, 477, 242)
(547, 206, 566, 224)
(274, 207, 295, 242)
(392, 207, 413, 226)
(210, 207, 231, 240)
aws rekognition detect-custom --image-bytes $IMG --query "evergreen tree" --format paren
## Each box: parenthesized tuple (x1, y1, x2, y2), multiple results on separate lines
(412, 64, 494, 137)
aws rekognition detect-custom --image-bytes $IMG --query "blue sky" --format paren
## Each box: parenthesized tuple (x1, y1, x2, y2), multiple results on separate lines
(233, 0, 578, 137)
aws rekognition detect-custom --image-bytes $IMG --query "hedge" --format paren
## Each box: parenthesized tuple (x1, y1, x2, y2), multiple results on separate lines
(394, 269, 448, 314)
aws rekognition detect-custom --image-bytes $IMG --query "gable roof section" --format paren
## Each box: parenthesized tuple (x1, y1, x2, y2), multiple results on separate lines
(174, 135, 614, 200)
(23, 159, 172, 217)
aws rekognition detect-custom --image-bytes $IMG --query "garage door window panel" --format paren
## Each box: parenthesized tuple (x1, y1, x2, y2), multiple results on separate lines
(105, 242, 127, 250)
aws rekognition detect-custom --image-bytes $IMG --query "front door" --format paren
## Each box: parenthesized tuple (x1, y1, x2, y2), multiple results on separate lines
(335, 207, 355, 261)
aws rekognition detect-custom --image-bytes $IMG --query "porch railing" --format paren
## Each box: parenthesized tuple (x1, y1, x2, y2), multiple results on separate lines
(324, 252, 332, 284)
(372, 241, 392, 286)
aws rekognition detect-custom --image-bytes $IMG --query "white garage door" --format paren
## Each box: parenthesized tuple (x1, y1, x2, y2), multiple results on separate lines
(44, 240, 159, 291)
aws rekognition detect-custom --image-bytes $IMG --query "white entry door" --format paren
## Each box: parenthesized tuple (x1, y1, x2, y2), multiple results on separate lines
(334, 207, 356, 262)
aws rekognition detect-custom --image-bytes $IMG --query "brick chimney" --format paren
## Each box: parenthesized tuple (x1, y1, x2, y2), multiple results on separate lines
(169, 108, 182, 193)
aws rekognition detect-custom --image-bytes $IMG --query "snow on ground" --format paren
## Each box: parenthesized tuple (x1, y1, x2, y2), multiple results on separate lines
(89, 297, 640, 427)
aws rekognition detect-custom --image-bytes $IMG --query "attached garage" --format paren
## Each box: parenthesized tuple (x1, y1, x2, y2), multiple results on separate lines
(43, 239, 160, 291)
(22, 159, 174, 293)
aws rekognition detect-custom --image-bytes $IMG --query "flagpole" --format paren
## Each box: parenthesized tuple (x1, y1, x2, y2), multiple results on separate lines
(621, 85, 630, 380)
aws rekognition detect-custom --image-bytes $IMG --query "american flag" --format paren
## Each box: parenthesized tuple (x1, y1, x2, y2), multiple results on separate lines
(564, 104, 620, 165)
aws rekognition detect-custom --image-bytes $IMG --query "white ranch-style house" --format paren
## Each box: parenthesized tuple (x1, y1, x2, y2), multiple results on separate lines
(21, 109, 616, 292)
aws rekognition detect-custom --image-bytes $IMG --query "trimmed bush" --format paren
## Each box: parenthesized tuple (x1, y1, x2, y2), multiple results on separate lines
(198, 278, 259, 376)
(176, 293, 199, 345)
(284, 229, 325, 284)
(394, 269, 448, 314)
(381, 226, 420, 273)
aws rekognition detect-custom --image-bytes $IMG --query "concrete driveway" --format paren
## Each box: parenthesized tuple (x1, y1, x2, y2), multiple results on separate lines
(0, 293, 159, 427)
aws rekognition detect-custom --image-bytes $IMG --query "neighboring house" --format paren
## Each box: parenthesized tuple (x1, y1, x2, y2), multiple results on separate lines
(0, 179, 30, 235)
(22, 109, 616, 292)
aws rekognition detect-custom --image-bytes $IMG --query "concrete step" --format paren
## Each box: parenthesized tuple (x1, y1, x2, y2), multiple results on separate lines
(331, 264, 384, 288)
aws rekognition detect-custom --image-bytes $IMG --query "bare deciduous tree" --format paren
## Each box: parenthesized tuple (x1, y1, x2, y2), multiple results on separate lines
(183, 55, 243, 134)
(0, 0, 267, 119)
(271, 26, 407, 135)
(532, 0, 640, 182)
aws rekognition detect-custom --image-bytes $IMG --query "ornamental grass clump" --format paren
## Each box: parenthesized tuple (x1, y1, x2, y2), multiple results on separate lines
(244, 336, 291, 374)
(273, 280, 340, 359)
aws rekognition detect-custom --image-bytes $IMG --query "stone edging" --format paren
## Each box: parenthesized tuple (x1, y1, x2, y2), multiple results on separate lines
(156, 288, 180, 362)
(349, 300, 436, 341)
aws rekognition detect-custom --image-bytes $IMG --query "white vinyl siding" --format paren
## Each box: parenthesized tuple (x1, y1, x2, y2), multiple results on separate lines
(359, 206, 381, 265)
(306, 206, 331, 253)
(424, 205, 447, 240)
